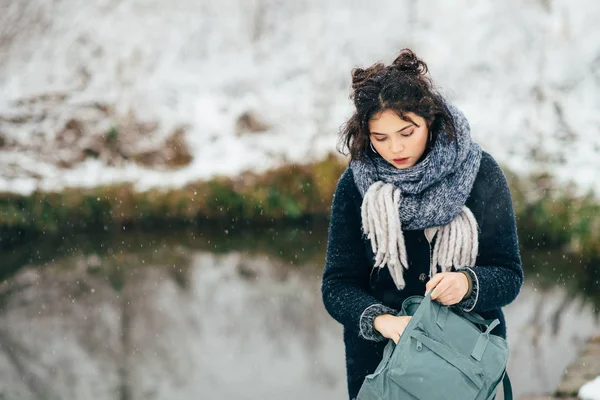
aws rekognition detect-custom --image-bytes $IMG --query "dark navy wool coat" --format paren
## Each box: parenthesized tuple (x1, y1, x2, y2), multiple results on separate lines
(321, 151, 524, 400)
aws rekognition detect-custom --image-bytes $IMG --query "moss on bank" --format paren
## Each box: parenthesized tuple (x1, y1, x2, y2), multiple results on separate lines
(505, 170, 600, 261)
(1, 153, 599, 263)
(0, 154, 345, 248)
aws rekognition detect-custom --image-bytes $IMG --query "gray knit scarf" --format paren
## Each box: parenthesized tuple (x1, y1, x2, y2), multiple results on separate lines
(350, 102, 482, 289)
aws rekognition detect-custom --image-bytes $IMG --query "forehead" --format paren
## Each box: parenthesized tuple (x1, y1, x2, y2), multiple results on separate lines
(369, 110, 422, 132)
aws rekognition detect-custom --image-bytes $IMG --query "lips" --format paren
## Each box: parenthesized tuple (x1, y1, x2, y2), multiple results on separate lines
(393, 157, 410, 164)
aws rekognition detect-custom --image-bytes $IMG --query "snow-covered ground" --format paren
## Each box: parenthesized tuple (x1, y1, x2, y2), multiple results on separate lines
(580, 377, 600, 400)
(0, 0, 599, 195)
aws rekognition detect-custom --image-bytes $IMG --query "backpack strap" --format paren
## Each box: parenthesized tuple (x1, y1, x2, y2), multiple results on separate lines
(456, 309, 498, 328)
(502, 371, 513, 400)
(470, 320, 501, 361)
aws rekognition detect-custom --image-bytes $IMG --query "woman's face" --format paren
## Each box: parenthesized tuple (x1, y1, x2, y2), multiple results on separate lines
(368, 109, 429, 169)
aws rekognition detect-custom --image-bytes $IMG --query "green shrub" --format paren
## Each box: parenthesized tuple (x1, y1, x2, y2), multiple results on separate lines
(1, 153, 599, 263)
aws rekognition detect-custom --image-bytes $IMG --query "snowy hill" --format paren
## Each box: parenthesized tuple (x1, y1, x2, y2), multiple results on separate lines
(0, 0, 598, 195)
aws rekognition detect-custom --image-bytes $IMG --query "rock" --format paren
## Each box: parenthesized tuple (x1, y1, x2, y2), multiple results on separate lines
(54, 119, 90, 168)
(80, 134, 107, 159)
(558, 370, 596, 397)
(13, 92, 68, 106)
(1, 96, 192, 171)
(56, 119, 86, 146)
(164, 126, 192, 167)
(93, 102, 113, 115)
(556, 341, 600, 397)
(235, 110, 270, 135)
(56, 151, 87, 169)
(133, 126, 192, 169)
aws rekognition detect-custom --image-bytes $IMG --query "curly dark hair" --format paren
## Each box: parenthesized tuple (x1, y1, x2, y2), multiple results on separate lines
(339, 48, 455, 161)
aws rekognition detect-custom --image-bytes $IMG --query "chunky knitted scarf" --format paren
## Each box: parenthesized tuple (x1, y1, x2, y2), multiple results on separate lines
(350, 102, 482, 289)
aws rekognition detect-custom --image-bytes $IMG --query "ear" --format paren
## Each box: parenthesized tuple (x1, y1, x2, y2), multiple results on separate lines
(426, 120, 434, 141)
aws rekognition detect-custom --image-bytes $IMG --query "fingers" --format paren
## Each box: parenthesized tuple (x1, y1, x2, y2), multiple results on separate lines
(390, 316, 411, 344)
(437, 293, 460, 306)
(425, 273, 444, 294)
(428, 272, 468, 304)
(430, 277, 451, 300)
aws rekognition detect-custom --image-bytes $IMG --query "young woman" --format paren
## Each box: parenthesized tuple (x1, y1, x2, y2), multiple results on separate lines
(321, 49, 524, 400)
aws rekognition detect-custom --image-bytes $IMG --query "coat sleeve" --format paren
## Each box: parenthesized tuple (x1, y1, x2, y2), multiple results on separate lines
(458, 161, 524, 313)
(321, 169, 397, 341)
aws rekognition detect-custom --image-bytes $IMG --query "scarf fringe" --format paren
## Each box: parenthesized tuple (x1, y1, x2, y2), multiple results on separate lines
(362, 182, 479, 290)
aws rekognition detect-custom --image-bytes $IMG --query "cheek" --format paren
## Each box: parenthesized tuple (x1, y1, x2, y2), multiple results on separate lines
(406, 133, 427, 151)
(373, 141, 388, 154)
(370, 137, 385, 149)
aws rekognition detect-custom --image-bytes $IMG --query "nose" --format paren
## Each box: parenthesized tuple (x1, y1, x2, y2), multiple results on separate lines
(390, 138, 405, 153)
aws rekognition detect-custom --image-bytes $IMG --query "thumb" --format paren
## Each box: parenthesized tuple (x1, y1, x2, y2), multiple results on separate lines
(425, 273, 444, 295)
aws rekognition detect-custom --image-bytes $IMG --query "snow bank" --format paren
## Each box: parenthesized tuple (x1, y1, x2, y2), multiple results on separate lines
(580, 376, 600, 400)
(0, 0, 598, 195)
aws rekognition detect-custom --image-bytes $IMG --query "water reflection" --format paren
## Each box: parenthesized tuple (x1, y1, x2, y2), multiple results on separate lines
(0, 225, 598, 399)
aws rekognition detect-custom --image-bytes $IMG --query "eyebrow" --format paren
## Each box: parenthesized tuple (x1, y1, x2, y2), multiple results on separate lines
(371, 124, 414, 136)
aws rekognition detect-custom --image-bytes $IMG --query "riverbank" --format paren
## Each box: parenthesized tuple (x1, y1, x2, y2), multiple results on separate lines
(1, 153, 599, 266)
(521, 336, 600, 400)
(0, 154, 345, 249)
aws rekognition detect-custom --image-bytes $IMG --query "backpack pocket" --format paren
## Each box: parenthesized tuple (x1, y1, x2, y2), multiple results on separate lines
(388, 330, 484, 400)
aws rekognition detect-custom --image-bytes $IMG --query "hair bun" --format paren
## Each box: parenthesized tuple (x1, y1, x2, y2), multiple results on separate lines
(351, 63, 385, 89)
(351, 68, 369, 89)
(392, 48, 428, 75)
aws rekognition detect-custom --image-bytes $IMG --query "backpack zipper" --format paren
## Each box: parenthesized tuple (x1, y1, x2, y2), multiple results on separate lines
(416, 340, 423, 351)
(425, 230, 435, 279)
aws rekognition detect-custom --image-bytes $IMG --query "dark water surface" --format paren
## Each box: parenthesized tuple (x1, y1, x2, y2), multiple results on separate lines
(0, 224, 598, 400)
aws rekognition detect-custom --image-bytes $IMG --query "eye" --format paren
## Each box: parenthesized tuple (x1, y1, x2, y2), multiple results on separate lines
(374, 136, 387, 142)
(401, 130, 415, 137)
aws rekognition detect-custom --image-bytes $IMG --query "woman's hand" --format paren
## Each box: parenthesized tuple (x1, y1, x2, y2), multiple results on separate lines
(425, 272, 470, 306)
(374, 314, 412, 344)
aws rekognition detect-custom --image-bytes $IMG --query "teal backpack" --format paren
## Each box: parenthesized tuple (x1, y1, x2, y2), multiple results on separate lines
(357, 292, 512, 400)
